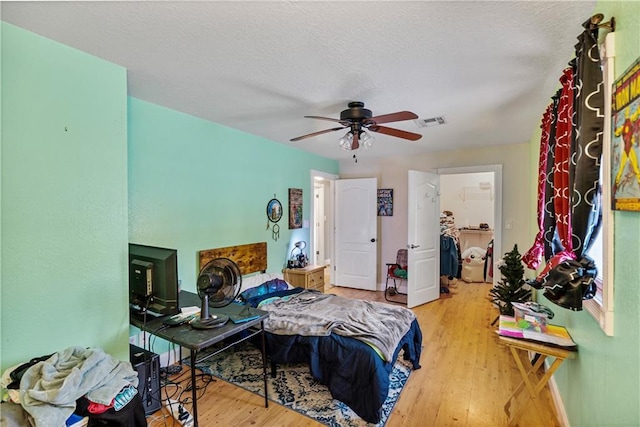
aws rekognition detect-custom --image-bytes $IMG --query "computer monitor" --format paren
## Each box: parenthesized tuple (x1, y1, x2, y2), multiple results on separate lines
(129, 243, 179, 317)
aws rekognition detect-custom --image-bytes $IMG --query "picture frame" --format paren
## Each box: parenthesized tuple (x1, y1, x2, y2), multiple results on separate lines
(611, 56, 640, 211)
(377, 189, 394, 216)
(266, 198, 282, 223)
(288, 188, 303, 229)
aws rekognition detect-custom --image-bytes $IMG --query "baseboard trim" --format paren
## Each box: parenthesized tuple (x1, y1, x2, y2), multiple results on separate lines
(161, 346, 187, 367)
(548, 372, 570, 427)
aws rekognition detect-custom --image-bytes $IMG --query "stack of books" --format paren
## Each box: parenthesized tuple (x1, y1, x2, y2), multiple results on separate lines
(498, 315, 577, 348)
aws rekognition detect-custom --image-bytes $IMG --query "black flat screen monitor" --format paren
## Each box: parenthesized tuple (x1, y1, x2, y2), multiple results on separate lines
(129, 243, 179, 317)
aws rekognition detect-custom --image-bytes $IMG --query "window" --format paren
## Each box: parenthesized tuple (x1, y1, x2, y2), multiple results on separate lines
(583, 32, 615, 336)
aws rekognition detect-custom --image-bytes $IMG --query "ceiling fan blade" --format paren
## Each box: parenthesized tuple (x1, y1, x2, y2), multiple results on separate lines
(290, 126, 345, 142)
(369, 125, 423, 141)
(365, 111, 418, 125)
(304, 115, 344, 123)
(351, 131, 359, 150)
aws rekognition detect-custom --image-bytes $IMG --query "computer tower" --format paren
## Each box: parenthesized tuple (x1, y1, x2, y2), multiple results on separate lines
(129, 344, 161, 416)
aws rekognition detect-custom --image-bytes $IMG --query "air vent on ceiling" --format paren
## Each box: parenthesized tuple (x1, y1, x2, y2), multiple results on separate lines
(415, 116, 446, 128)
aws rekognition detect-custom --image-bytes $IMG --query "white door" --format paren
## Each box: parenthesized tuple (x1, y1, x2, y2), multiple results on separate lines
(407, 170, 440, 308)
(335, 178, 377, 290)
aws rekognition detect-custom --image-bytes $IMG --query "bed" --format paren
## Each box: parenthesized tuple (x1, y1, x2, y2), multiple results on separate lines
(199, 242, 423, 424)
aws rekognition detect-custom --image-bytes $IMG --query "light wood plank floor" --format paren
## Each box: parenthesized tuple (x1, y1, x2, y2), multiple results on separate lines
(148, 280, 560, 427)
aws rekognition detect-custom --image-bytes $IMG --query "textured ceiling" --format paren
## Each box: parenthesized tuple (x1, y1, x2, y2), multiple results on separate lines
(2, 1, 600, 163)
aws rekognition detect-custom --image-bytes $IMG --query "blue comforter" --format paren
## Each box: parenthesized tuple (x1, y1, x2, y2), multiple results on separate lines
(245, 289, 422, 424)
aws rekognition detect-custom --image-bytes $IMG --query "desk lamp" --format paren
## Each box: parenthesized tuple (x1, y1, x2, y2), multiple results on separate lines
(288, 241, 308, 268)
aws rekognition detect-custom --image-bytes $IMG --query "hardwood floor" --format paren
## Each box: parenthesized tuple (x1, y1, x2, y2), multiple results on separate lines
(148, 281, 560, 426)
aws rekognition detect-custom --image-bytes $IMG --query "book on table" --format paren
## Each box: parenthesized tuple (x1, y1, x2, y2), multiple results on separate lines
(497, 315, 577, 348)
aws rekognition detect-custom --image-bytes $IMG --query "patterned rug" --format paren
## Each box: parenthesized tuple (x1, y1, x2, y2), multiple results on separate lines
(190, 342, 412, 427)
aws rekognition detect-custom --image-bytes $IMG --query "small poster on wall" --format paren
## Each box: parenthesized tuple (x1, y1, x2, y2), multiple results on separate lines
(611, 56, 640, 211)
(289, 188, 303, 229)
(377, 189, 393, 216)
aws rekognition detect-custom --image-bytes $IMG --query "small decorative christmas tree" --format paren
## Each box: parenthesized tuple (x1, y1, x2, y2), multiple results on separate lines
(489, 244, 531, 317)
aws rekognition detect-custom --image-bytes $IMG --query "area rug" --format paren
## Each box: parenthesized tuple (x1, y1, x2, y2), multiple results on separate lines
(188, 342, 412, 427)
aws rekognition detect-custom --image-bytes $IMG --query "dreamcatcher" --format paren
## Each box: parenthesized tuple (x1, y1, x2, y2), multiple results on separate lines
(266, 196, 282, 241)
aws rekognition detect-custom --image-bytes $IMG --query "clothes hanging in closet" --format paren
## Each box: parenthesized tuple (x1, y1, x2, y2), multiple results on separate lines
(440, 235, 459, 278)
(439, 211, 461, 278)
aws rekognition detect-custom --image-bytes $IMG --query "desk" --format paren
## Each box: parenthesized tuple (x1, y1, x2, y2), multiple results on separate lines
(499, 336, 576, 427)
(131, 291, 269, 427)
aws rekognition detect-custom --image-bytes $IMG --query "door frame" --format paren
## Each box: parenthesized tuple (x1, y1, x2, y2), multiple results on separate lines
(309, 170, 338, 280)
(313, 184, 326, 266)
(436, 164, 502, 286)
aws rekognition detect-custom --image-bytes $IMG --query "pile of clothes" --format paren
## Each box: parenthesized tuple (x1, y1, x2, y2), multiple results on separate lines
(1, 346, 146, 427)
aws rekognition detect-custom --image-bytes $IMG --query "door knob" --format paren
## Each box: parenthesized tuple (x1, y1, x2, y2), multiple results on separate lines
(371, 238, 376, 243)
(408, 244, 420, 249)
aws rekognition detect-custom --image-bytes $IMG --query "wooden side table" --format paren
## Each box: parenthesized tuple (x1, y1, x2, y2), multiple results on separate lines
(499, 336, 577, 427)
(283, 264, 325, 292)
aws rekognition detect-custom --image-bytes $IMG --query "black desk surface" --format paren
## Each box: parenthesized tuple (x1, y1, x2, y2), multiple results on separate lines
(130, 291, 269, 351)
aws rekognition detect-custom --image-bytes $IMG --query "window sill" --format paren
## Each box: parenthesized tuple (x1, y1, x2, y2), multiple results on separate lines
(583, 299, 614, 336)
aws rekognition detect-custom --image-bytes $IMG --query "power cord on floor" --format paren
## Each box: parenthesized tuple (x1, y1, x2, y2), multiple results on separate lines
(160, 365, 183, 376)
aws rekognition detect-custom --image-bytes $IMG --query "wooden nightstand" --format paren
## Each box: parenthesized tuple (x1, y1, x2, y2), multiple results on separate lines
(283, 265, 325, 293)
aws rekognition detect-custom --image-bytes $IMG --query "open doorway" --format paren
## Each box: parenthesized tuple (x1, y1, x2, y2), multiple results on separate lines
(311, 166, 501, 290)
(310, 170, 338, 285)
(437, 165, 502, 287)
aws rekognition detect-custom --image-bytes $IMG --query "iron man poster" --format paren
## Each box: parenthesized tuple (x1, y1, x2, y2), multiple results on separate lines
(612, 56, 640, 211)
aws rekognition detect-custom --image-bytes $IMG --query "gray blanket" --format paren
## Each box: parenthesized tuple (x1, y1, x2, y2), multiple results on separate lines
(19, 346, 139, 427)
(260, 290, 416, 361)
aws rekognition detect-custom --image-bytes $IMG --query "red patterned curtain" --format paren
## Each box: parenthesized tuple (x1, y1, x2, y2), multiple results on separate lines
(524, 70, 576, 274)
(522, 104, 552, 269)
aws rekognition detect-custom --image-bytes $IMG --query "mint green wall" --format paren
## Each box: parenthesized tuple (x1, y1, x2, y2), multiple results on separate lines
(0, 23, 129, 370)
(529, 3, 640, 425)
(127, 98, 338, 294)
(127, 99, 338, 356)
(0, 21, 337, 371)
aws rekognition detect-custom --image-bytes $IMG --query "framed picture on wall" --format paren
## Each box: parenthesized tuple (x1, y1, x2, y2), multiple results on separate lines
(289, 188, 303, 229)
(266, 198, 283, 223)
(377, 189, 393, 216)
(611, 56, 640, 211)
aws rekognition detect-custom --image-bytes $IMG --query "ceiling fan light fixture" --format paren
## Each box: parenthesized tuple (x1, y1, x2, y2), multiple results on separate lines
(361, 131, 375, 150)
(338, 131, 353, 150)
(291, 102, 422, 151)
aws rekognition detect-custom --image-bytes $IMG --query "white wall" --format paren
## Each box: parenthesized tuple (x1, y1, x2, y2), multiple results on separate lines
(440, 172, 494, 229)
(339, 143, 532, 287)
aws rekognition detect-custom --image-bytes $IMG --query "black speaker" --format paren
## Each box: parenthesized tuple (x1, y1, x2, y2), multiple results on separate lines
(129, 344, 161, 416)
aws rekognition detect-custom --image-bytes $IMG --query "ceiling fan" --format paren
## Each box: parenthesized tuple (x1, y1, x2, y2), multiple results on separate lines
(290, 101, 422, 151)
